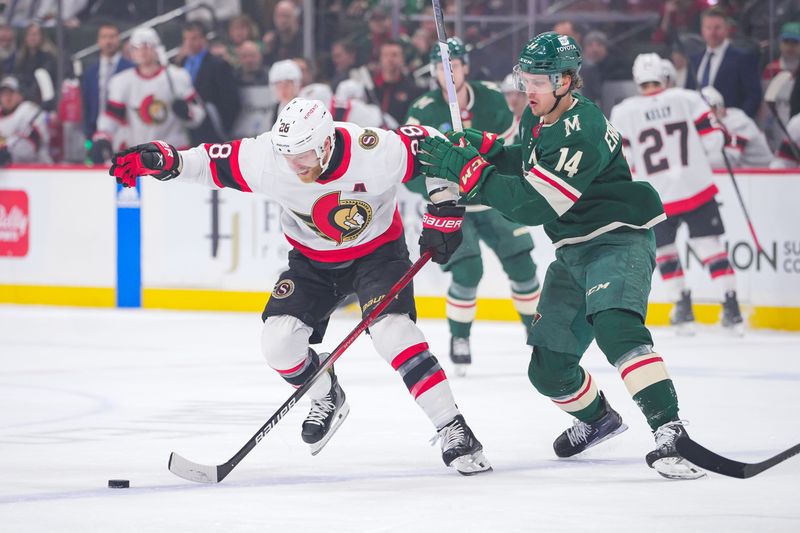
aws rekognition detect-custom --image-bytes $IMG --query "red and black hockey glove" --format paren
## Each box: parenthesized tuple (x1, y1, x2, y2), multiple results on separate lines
(447, 128, 505, 159)
(419, 203, 465, 264)
(109, 141, 181, 188)
(418, 135, 494, 198)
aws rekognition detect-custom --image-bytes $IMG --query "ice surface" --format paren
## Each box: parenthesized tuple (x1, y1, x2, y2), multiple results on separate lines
(1, 305, 799, 532)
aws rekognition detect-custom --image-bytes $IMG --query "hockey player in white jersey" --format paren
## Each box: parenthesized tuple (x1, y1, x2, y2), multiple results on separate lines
(610, 53, 743, 333)
(700, 86, 772, 169)
(0, 75, 49, 165)
(332, 79, 385, 128)
(89, 27, 205, 164)
(108, 97, 492, 475)
(770, 113, 800, 168)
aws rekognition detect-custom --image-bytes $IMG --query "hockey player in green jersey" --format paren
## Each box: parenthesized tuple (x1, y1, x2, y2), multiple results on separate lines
(405, 37, 541, 375)
(417, 31, 705, 480)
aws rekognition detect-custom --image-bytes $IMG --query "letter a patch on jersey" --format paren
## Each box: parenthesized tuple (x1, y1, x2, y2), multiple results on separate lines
(353, 183, 366, 192)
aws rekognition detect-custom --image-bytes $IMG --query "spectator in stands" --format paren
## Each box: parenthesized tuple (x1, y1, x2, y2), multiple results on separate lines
(292, 56, 314, 87)
(552, 20, 581, 45)
(89, 27, 205, 163)
(80, 22, 133, 140)
(371, 40, 421, 127)
(236, 40, 268, 85)
(408, 27, 435, 75)
(232, 41, 273, 139)
(330, 39, 357, 89)
(262, 0, 303, 65)
(651, 0, 707, 44)
(701, 86, 772, 168)
(0, 75, 49, 165)
(13, 23, 58, 103)
(668, 48, 689, 88)
(227, 14, 261, 49)
(178, 21, 241, 144)
(579, 31, 629, 103)
(762, 22, 800, 82)
(356, 6, 410, 67)
(268, 58, 302, 122)
(687, 7, 762, 118)
(208, 38, 233, 64)
(0, 25, 16, 75)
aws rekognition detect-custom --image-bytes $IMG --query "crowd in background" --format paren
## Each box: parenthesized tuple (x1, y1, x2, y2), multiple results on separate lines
(0, 0, 797, 168)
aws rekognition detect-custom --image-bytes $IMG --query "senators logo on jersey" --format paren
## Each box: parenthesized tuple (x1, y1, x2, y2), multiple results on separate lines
(293, 191, 373, 245)
(138, 94, 168, 124)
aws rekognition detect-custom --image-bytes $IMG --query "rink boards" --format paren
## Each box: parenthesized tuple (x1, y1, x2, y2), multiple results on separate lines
(1, 165, 799, 329)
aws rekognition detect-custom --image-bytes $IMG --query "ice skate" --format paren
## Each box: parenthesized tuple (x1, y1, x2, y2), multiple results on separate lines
(450, 336, 471, 377)
(670, 290, 696, 336)
(301, 368, 350, 456)
(721, 291, 744, 336)
(553, 393, 628, 457)
(646, 420, 706, 480)
(435, 415, 492, 475)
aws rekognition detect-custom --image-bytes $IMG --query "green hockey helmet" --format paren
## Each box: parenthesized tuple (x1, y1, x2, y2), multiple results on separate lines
(513, 32, 582, 93)
(429, 37, 469, 65)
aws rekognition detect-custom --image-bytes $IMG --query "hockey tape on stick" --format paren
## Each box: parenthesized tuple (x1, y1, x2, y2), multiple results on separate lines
(431, 0, 462, 133)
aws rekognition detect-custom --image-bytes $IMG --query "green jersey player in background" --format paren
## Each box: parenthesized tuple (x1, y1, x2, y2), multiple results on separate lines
(405, 38, 541, 375)
(417, 32, 705, 480)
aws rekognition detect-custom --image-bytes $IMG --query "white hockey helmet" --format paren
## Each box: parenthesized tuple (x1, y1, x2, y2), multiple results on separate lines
(129, 27, 161, 49)
(334, 79, 367, 105)
(272, 97, 336, 172)
(299, 82, 334, 103)
(632, 53, 666, 86)
(500, 73, 517, 93)
(700, 86, 725, 108)
(661, 58, 678, 88)
(269, 59, 302, 85)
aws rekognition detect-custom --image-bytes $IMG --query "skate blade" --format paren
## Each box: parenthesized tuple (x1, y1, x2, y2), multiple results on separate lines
(652, 456, 707, 480)
(309, 402, 350, 456)
(723, 323, 745, 337)
(451, 450, 493, 476)
(673, 322, 696, 336)
(454, 364, 469, 377)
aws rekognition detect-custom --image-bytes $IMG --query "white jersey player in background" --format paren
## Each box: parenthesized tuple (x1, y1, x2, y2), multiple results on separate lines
(0, 75, 49, 165)
(107, 97, 492, 475)
(769, 112, 800, 168)
(89, 27, 205, 164)
(700, 86, 773, 169)
(500, 73, 525, 143)
(331, 79, 385, 128)
(610, 53, 743, 334)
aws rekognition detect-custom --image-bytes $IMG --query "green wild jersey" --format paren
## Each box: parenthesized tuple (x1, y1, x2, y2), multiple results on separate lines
(476, 93, 666, 248)
(405, 80, 516, 197)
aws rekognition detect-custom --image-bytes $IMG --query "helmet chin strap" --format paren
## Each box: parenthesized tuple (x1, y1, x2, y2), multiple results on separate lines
(545, 76, 571, 115)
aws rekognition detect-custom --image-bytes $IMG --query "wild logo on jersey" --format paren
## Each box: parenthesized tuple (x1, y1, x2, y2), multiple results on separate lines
(138, 94, 168, 124)
(292, 191, 374, 245)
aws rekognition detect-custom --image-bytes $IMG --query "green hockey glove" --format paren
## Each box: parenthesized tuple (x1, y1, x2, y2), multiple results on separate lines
(418, 135, 494, 196)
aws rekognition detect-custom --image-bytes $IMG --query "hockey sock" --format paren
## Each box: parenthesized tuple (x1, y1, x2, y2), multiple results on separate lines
(370, 314, 459, 428)
(528, 346, 604, 423)
(656, 244, 686, 301)
(446, 281, 478, 339)
(690, 236, 736, 297)
(510, 278, 540, 333)
(593, 310, 679, 430)
(261, 315, 332, 400)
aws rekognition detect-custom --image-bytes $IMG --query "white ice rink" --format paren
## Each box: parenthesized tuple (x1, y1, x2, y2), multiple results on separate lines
(1, 305, 799, 532)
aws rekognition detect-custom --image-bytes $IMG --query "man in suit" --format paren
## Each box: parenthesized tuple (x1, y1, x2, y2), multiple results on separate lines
(80, 22, 133, 140)
(687, 7, 761, 118)
(179, 21, 241, 144)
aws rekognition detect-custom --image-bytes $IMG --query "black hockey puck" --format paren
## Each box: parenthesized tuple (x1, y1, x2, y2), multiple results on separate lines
(108, 479, 130, 489)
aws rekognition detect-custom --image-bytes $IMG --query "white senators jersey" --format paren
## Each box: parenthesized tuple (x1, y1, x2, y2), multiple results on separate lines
(610, 87, 725, 216)
(771, 113, 800, 169)
(0, 101, 49, 163)
(708, 107, 772, 169)
(96, 65, 205, 149)
(178, 121, 443, 262)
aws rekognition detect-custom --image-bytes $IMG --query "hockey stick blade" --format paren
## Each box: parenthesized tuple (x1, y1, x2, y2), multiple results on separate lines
(676, 437, 800, 479)
(167, 252, 432, 483)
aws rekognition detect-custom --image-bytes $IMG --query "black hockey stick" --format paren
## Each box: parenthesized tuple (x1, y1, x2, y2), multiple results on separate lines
(168, 251, 432, 483)
(676, 437, 800, 479)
